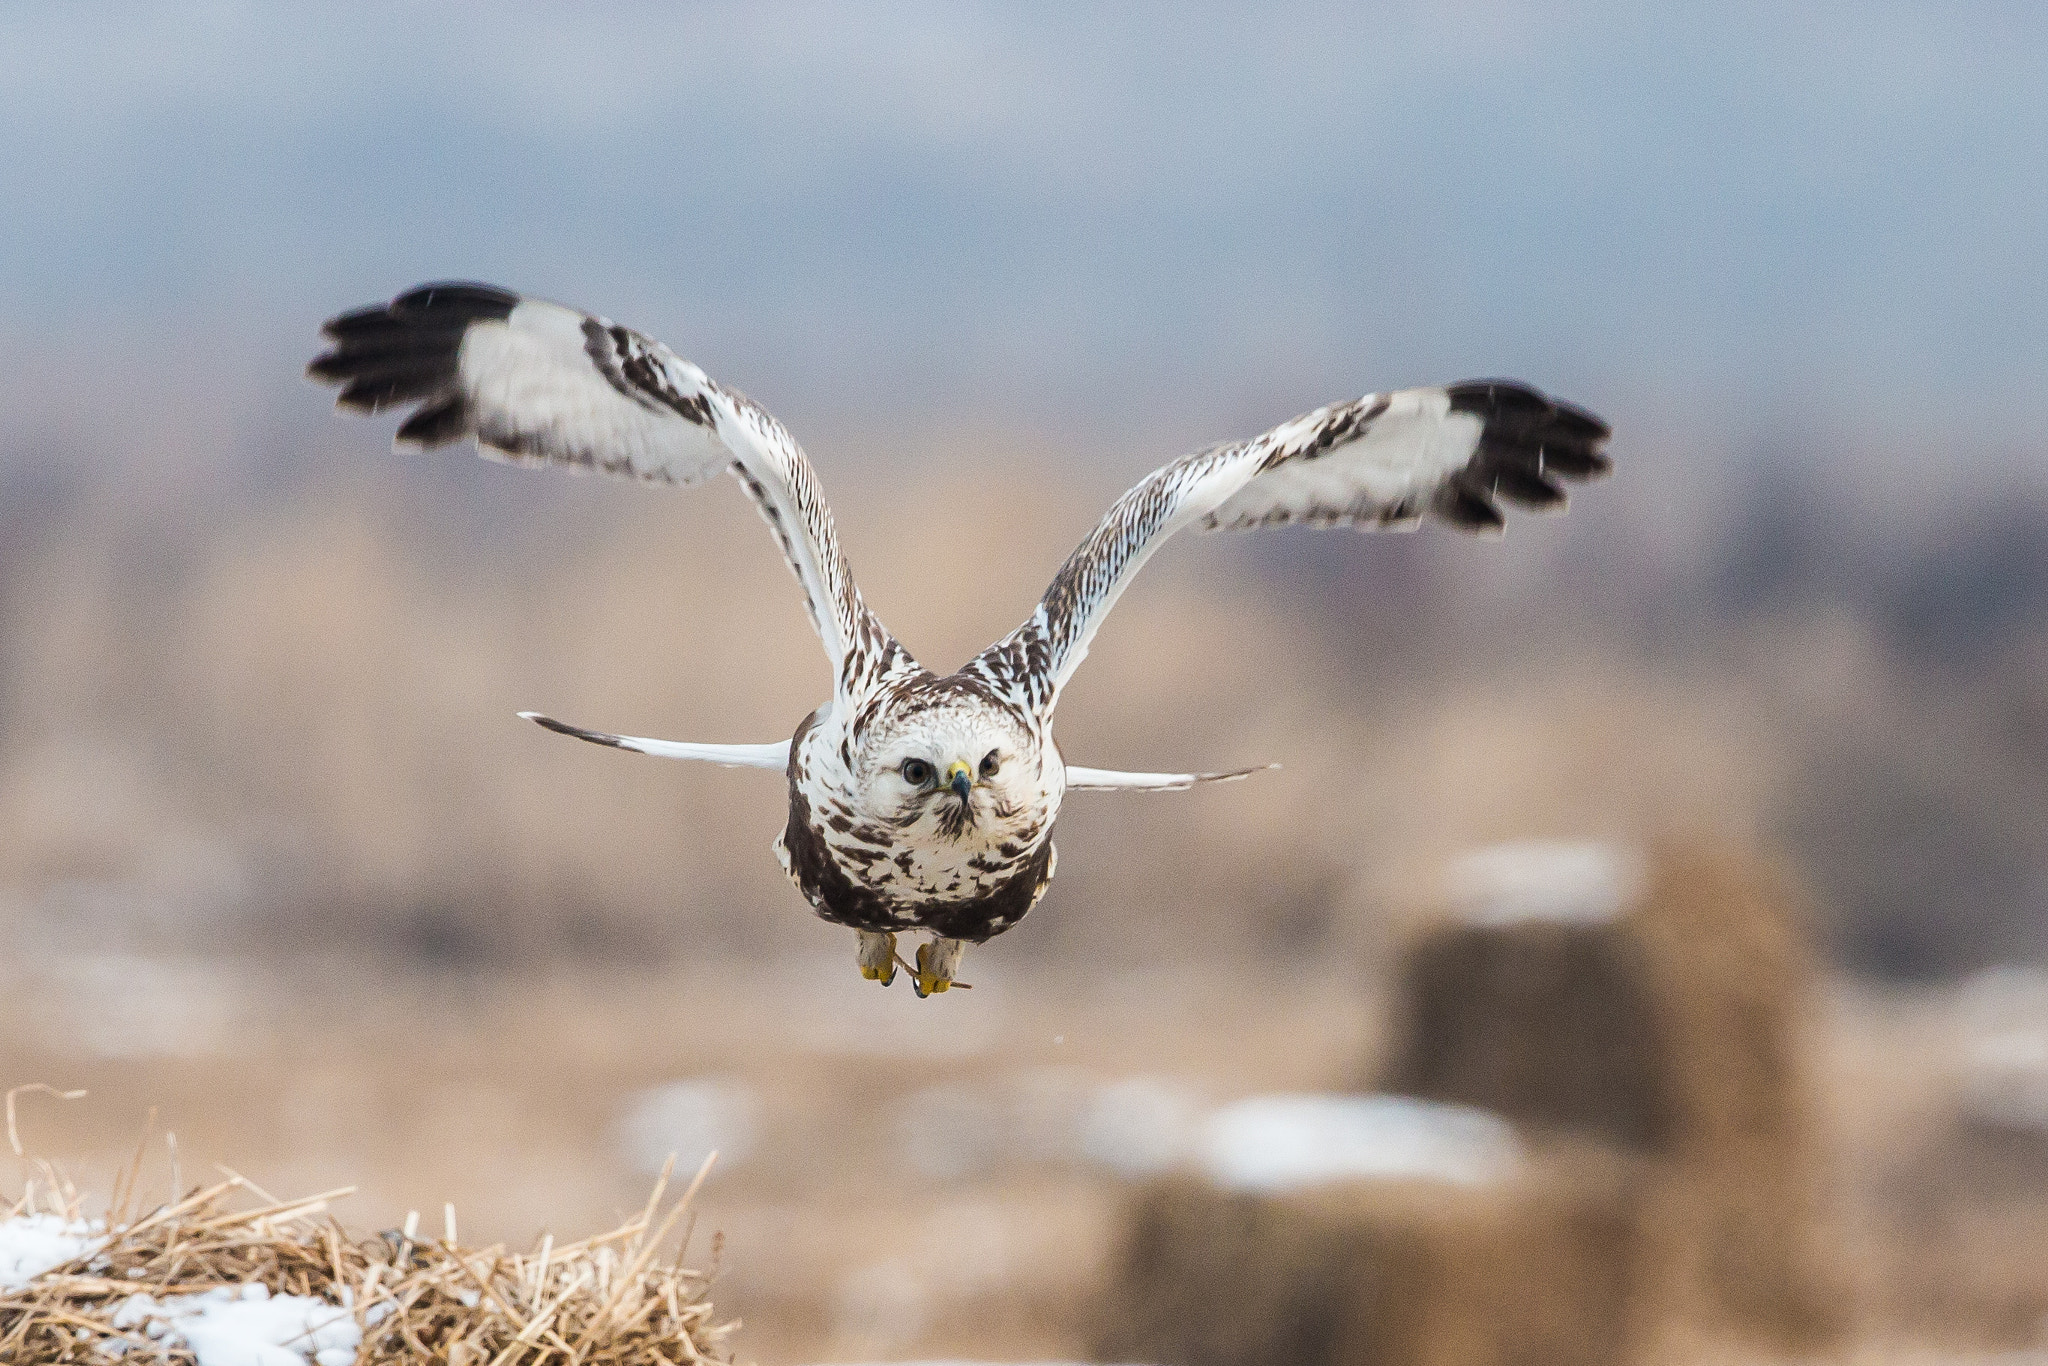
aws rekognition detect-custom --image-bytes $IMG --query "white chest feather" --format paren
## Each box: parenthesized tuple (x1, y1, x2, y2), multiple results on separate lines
(793, 706, 1059, 913)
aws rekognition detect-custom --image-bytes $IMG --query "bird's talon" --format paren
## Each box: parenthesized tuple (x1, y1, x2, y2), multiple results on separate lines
(857, 930, 899, 986)
(912, 941, 954, 997)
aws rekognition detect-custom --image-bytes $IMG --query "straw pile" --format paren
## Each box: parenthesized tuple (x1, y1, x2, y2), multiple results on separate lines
(1092, 1145, 1646, 1366)
(2, 1103, 734, 1365)
(1377, 839, 1843, 1353)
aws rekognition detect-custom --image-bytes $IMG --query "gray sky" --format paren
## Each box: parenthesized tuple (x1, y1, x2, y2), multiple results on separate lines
(3, 1, 2045, 451)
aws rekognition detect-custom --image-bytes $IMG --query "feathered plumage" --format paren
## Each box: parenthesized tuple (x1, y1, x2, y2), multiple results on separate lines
(311, 282, 1612, 994)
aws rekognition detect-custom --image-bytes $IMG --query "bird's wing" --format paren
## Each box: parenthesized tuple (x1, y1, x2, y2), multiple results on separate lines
(519, 712, 790, 770)
(969, 381, 1610, 713)
(1063, 763, 1275, 792)
(308, 283, 899, 699)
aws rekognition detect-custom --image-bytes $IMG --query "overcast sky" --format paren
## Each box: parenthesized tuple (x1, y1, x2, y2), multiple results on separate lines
(3, 2, 2045, 455)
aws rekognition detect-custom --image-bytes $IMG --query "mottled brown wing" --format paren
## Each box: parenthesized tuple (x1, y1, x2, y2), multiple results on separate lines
(973, 381, 1610, 714)
(309, 282, 898, 695)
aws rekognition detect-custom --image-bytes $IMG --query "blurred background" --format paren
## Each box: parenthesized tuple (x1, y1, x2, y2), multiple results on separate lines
(3, 3, 2047, 1362)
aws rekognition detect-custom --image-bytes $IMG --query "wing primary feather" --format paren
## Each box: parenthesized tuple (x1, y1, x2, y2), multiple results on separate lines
(310, 282, 900, 688)
(1485, 463, 1566, 509)
(973, 377, 1610, 712)
(309, 282, 515, 418)
(517, 712, 790, 770)
(394, 395, 471, 447)
(1062, 762, 1277, 792)
(1433, 474, 1508, 534)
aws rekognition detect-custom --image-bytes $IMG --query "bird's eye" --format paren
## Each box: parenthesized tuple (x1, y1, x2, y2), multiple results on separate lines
(979, 750, 1001, 779)
(901, 759, 934, 786)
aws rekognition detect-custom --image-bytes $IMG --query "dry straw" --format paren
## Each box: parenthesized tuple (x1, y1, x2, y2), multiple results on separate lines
(1095, 840, 1847, 1366)
(3, 1089, 735, 1365)
(1092, 1147, 1645, 1366)
(1377, 839, 1845, 1353)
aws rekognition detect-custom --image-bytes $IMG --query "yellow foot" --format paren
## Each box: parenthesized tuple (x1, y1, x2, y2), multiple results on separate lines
(912, 938, 967, 998)
(856, 930, 897, 986)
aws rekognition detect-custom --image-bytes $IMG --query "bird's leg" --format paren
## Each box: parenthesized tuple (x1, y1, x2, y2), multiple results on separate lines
(912, 936, 967, 998)
(856, 930, 898, 986)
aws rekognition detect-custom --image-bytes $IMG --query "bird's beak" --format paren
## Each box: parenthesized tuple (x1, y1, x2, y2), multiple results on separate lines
(947, 760, 973, 802)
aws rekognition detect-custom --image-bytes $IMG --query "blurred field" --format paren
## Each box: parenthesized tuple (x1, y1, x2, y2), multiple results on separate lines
(12, 956, 2048, 1363)
(6, 419, 2045, 980)
(5, 426, 2048, 1362)
(6, 9, 2048, 1359)
(0, 439, 1823, 970)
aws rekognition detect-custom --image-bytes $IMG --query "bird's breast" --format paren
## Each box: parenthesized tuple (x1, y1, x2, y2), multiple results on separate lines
(782, 706, 1057, 937)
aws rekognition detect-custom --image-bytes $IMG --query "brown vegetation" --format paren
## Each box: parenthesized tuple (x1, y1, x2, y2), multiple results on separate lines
(1382, 841, 1844, 1354)
(1095, 841, 1853, 1366)
(1094, 1147, 1646, 1366)
(3, 1133, 731, 1365)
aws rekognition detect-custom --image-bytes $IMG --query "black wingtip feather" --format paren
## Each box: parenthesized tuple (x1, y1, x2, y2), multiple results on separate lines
(395, 395, 472, 447)
(1487, 465, 1568, 510)
(1446, 379, 1551, 417)
(308, 282, 520, 435)
(389, 281, 522, 318)
(520, 712, 625, 749)
(1548, 399, 1612, 443)
(1433, 478, 1508, 534)
(1443, 379, 1613, 526)
(337, 367, 455, 413)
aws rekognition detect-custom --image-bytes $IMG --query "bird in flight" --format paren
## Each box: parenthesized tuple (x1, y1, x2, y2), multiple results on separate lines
(309, 283, 1610, 997)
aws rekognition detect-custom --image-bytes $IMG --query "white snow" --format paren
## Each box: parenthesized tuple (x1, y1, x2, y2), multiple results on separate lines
(898, 1069, 1185, 1181)
(1198, 1093, 1523, 1193)
(0, 1226, 359, 1366)
(1444, 840, 1642, 927)
(0, 1213, 105, 1289)
(1957, 966, 2048, 1134)
(615, 1076, 757, 1178)
(1078, 1076, 1203, 1177)
(106, 1284, 360, 1366)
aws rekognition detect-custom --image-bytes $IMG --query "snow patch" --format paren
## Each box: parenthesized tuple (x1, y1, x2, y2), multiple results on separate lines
(1198, 1093, 1523, 1193)
(1445, 840, 1642, 927)
(1078, 1076, 1203, 1178)
(1958, 966, 2048, 1134)
(106, 1284, 360, 1366)
(615, 1076, 757, 1178)
(897, 1069, 1175, 1181)
(0, 1214, 105, 1289)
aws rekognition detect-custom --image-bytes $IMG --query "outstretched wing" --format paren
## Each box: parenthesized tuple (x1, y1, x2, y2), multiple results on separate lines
(308, 282, 898, 696)
(971, 381, 1610, 713)
(519, 712, 790, 770)
(1063, 762, 1275, 792)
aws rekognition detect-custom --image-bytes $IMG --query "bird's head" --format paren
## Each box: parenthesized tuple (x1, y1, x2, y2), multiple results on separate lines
(855, 686, 1046, 844)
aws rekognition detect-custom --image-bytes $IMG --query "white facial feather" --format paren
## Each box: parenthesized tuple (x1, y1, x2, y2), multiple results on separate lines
(857, 701, 1047, 843)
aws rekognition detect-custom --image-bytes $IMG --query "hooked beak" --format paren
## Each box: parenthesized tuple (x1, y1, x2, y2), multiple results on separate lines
(946, 760, 973, 802)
